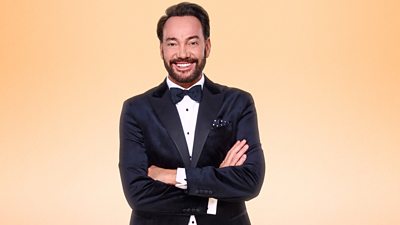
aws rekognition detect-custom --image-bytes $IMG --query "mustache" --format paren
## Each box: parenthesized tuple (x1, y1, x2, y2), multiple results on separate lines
(170, 57, 198, 64)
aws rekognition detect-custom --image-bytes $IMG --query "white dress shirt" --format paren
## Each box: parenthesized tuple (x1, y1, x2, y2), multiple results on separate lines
(166, 75, 217, 225)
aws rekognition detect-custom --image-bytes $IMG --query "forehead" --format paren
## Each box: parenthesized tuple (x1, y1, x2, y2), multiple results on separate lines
(163, 16, 204, 40)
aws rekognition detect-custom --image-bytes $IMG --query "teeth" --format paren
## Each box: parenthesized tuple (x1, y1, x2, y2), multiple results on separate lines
(177, 63, 191, 68)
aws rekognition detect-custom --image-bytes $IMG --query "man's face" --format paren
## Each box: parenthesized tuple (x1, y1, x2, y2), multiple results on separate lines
(160, 16, 211, 88)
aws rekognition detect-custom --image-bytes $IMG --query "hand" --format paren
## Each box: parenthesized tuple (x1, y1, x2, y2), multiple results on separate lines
(219, 140, 249, 168)
(148, 165, 177, 185)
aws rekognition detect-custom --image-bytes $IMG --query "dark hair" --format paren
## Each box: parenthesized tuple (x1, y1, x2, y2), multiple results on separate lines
(157, 2, 210, 42)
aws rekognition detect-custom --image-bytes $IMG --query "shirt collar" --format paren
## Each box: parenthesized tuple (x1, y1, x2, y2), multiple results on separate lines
(166, 74, 205, 90)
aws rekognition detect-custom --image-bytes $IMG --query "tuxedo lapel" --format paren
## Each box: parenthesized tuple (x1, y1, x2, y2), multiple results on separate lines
(149, 81, 191, 167)
(191, 78, 224, 167)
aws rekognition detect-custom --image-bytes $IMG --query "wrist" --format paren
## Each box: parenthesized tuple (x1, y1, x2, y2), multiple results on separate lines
(168, 169, 177, 185)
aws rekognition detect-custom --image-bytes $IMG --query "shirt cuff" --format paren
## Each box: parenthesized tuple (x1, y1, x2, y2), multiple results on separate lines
(175, 167, 187, 189)
(207, 198, 218, 215)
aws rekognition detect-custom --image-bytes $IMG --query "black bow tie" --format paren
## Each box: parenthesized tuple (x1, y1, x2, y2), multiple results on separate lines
(170, 85, 202, 104)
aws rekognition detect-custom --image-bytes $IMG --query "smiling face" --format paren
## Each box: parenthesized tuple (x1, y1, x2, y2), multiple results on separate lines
(160, 16, 211, 88)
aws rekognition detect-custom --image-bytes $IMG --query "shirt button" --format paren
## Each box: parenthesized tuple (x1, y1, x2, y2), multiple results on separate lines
(187, 132, 190, 135)
(186, 108, 189, 111)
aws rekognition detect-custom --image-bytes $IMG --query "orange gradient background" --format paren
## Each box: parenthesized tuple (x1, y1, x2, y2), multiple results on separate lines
(1, 1, 399, 224)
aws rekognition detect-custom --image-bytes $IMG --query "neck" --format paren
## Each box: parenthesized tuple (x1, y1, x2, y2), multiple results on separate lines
(168, 75, 202, 89)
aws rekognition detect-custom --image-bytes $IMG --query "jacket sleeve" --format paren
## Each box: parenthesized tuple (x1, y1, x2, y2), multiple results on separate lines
(185, 93, 265, 202)
(119, 100, 208, 214)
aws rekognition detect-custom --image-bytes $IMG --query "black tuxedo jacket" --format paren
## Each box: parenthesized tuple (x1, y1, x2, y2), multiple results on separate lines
(119, 77, 265, 225)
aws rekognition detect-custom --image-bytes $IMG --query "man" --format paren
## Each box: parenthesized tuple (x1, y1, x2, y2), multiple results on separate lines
(119, 2, 265, 225)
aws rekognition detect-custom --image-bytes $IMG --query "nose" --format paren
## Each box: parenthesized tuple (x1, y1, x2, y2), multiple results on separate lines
(177, 45, 188, 58)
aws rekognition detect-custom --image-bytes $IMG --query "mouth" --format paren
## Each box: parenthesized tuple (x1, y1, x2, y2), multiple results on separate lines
(172, 61, 196, 72)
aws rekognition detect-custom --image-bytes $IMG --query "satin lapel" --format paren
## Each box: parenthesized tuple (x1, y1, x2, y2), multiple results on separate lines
(191, 81, 224, 167)
(149, 83, 191, 167)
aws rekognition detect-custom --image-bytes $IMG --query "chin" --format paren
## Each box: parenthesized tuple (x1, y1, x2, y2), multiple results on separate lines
(175, 73, 201, 84)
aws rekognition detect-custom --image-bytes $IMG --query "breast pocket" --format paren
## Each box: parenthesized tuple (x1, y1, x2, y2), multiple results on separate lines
(198, 124, 235, 167)
(208, 123, 233, 143)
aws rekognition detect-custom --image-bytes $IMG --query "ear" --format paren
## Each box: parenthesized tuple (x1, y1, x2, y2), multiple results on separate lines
(205, 38, 211, 58)
(159, 42, 164, 59)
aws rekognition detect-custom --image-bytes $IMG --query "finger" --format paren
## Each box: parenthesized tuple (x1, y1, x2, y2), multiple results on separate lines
(235, 154, 247, 166)
(224, 140, 242, 164)
(229, 140, 246, 156)
(148, 166, 154, 178)
(221, 140, 248, 168)
(148, 165, 161, 180)
(230, 144, 249, 166)
(219, 160, 227, 168)
(228, 140, 247, 164)
(220, 141, 241, 168)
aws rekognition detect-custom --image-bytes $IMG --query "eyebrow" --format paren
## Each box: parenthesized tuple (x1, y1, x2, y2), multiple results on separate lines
(164, 35, 200, 42)
(187, 35, 200, 41)
(165, 37, 178, 42)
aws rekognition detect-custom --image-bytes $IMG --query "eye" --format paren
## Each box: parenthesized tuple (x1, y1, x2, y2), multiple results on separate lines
(166, 42, 177, 47)
(189, 41, 199, 46)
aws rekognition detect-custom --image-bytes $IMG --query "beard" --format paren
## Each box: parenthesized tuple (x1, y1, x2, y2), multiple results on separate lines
(163, 53, 207, 85)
